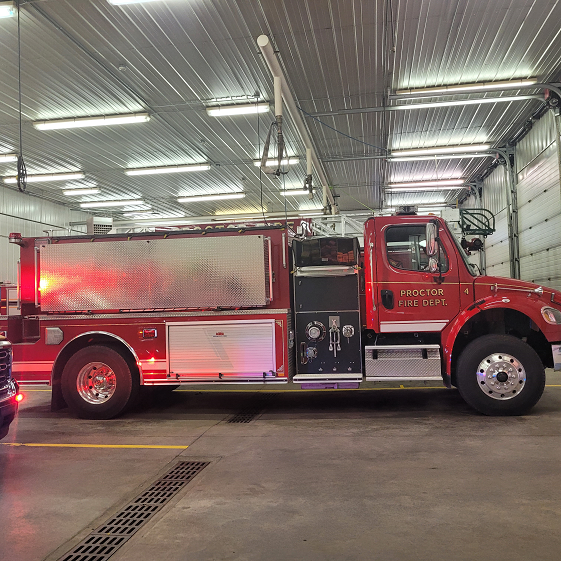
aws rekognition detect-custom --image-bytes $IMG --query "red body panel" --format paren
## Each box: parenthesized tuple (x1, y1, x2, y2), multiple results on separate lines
(1, 227, 293, 385)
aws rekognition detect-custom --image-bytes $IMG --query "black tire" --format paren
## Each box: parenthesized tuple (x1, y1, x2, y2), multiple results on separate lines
(456, 335, 545, 416)
(61, 345, 139, 419)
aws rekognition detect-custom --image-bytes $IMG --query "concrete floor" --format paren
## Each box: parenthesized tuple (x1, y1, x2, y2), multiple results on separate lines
(2, 374, 561, 561)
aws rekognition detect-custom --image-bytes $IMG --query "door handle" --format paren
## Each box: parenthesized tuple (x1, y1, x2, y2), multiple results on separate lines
(381, 289, 394, 310)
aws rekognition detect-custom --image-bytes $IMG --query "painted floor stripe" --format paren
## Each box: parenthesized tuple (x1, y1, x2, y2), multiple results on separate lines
(20, 385, 561, 394)
(0, 443, 188, 449)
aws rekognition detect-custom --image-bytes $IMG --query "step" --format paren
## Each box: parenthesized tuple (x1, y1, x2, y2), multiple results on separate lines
(293, 373, 362, 383)
(364, 344, 442, 381)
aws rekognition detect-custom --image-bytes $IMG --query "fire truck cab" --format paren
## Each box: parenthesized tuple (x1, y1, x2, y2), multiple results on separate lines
(2, 215, 561, 419)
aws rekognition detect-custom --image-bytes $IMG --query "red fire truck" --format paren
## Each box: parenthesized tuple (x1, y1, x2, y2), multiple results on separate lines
(1, 215, 561, 419)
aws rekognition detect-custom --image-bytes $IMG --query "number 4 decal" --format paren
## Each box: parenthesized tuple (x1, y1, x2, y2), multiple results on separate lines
(464, 288, 469, 294)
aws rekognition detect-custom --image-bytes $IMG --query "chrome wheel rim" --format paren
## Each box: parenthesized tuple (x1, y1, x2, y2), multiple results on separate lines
(476, 353, 526, 400)
(76, 362, 117, 404)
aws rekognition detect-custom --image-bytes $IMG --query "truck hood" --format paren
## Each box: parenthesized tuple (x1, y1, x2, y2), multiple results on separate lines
(474, 276, 561, 303)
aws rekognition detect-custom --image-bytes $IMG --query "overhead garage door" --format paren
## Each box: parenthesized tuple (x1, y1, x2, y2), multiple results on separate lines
(516, 112, 561, 290)
(482, 166, 510, 277)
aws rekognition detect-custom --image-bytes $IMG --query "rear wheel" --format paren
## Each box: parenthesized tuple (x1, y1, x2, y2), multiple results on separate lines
(61, 346, 139, 419)
(456, 335, 545, 416)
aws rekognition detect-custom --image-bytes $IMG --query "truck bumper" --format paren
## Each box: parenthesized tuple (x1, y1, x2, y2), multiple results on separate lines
(552, 344, 561, 371)
(0, 379, 19, 429)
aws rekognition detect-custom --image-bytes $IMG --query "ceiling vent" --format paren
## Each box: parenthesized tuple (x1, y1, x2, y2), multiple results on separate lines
(86, 216, 113, 235)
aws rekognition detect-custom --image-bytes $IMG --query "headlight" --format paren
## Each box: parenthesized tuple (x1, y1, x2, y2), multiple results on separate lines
(541, 306, 561, 324)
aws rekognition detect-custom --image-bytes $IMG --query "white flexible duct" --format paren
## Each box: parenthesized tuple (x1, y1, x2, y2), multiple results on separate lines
(257, 35, 336, 210)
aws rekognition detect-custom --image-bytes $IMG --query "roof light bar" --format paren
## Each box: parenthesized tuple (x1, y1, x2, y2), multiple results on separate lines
(3, 172, 85, 184)
(389, 179, 465, 188)
(33, 113, 150, 131)
(396, 79, 537, 95)
(0, 153, 17, 163)
(125, 163, 210, 176)
(80, 199, 143, 208)
(391, 144, 490, 157)
(206, 103, 269, 117)
(0, 2, 15, 19)
(178, 193, 245, 203)
(253, 158, 299, 167)
(63, 188, 100, 196)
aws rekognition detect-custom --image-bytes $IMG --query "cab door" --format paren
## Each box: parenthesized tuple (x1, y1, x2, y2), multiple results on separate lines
(376, 221, 461, 333)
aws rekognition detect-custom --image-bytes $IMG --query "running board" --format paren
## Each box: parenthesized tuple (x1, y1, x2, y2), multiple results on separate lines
(293, 373, 362, 383)
(364, 344, 443, 381)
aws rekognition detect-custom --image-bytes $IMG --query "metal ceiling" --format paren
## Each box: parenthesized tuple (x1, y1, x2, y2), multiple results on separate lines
(0, 0, 560, 223)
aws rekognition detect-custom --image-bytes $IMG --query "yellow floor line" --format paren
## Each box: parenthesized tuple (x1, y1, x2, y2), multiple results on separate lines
(20, 385, 561, 395)
(0, 443, 188, 449)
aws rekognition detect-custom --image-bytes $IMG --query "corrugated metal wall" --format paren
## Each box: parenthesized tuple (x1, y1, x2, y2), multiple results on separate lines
(516, 111, 561, 290)
(482, 166, 510, 278)
(0, 188, 89, 284)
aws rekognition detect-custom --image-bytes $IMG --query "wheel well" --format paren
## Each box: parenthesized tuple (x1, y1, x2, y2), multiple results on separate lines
(51, 333, 140, 411)
(450, 308, 552, 386)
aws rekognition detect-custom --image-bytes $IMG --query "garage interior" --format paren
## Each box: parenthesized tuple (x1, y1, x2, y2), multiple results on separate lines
(2, 1, 561, 560)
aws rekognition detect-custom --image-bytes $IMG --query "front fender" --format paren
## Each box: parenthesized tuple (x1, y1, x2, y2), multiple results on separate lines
(441, 295, 557, 377)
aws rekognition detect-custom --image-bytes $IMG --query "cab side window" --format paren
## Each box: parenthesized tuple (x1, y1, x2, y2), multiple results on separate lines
(385, 225, 449, 273)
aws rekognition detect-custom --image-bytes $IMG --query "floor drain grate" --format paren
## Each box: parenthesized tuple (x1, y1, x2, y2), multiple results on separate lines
(58, 461, 209, 561)
(228, 393, 277, 424)
(228, 411, 259, 423)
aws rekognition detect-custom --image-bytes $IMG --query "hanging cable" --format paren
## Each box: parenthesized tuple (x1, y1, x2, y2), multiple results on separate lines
(16, 0, 27, 192)
(296, 105, 387, 153)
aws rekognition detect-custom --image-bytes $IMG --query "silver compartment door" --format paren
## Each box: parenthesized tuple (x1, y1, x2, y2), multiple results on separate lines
(39, 235, 269, 312)
(168, 320, 276, 379)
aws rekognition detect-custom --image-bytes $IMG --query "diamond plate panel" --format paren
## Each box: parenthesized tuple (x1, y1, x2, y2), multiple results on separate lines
(40, 236, 268, 311)
(364, 345, 442, 379)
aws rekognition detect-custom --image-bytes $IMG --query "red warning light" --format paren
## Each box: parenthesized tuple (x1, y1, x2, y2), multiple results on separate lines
(15, 393, 24, 402)
(142, 328, 157, 339)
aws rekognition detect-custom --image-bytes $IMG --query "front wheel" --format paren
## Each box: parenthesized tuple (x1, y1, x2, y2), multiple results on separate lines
(61, 345, 139, 419)
(456, 335, 545, 416)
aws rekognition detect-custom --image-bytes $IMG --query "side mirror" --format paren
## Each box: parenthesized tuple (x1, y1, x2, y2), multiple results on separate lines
(425, 223, 438, 256)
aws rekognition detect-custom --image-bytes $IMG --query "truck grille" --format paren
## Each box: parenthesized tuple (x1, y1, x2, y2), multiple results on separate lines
(0, 347, 12, 388)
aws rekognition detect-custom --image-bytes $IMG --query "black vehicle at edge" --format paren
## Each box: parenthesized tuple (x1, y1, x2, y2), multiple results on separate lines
(0, 336, 18, 439)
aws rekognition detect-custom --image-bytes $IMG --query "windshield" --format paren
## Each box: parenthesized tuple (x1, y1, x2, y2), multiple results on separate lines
(444, 221, 479, 276)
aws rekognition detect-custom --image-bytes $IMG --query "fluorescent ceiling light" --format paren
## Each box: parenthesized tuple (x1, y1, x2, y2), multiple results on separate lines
(212, 215, 269, 222)
(281, 190, 314, 196)
(206, 103, 269, 116)
(0, 153, 17, 163)
(125, 163, 210, 176)
(387, 186, 466, 193)
(253, 158, 299, 167)
(393, 96, 536, 111)
(389, 179, 465, 188)
(0, 2, 15, 18)
(80, 199, 143, 208)
(299, 212, 324, 217)
(33, 113, 150, 131)
(63, 189, 100, 196)
(389, 154, 491, 162)
(178, 193, 245, 203)
(396, 79, 537, 95)
(108, 0, 161, 4)
(3, 172, 84, 184)
(122, 211, 156, 218)
(391, 144, 490, 157)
